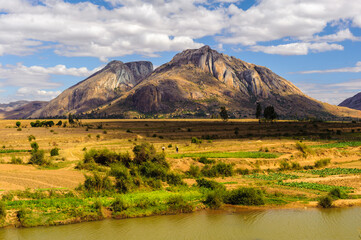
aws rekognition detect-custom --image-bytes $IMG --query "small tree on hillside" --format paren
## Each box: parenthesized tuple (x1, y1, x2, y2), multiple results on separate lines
(255, 103, 262, 119)
(264, 106, 277, 121)
(16, 121, 21, 128)
(219, 107, 228, 122)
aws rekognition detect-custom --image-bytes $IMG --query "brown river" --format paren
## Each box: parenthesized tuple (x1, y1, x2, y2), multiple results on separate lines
(1, 208, 361, 240)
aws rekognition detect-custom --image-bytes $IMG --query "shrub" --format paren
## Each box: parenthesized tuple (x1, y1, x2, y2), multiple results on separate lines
(144, 178, 162, 190)
(115, 177, 134, 194)
(112, 198, 128, 212)
(10, 156, 23, 164)
(295, 141, 313, 155)
(16, 121, 21, 127)
(83, 173, 113, 192)
(191, 137, 202, 144)
(133, 143, 157, 164)
(204, 191, 224, 209)
(198, 157, 215, 164)
(329, 187, 348, 199)
(27, 135, 36, 142)
(167, 195, 193, 213)
(187, 165, 200, 178)
(140, 161, 168, 180)
(235, 168, 250, 175)
(166, 173, 185, 186)
(0, 201, 6, 219)
(29, 150, 46, 165)
(196, 178, 226, 191)
(225, 187, 265, 206)
(84, 149, 119, 166)
(201, 162, 234, 177)
(50, 147, 60, 156)
(315, 158, 331, 168)
(318, 196, 333, 208)
(279, 160, 291, 171)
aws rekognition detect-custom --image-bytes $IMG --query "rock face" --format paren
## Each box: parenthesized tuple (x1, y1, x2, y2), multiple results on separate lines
(102, 45, 360, 119)
(32, 60, 153, 117)
(339, 93, 361, 110)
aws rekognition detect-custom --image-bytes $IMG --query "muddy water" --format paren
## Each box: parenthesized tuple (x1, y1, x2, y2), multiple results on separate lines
(1, 208, 361, 240)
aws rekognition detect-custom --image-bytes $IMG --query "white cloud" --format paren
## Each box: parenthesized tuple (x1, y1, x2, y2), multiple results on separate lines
(16, 87, 61, 101)
(250, 42, 343, 55)
(296, 61, 361, 74)
(1, 0, 361, 59)
(0, 63, 99, 89)
(297, 79, 361, 105)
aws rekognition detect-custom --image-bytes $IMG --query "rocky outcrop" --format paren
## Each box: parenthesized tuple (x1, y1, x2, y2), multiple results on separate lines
(339, 92, 361, 110)
(31, 60, 153, 117)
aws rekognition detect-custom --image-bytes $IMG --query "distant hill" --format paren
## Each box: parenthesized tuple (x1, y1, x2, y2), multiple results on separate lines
(0, 101, 30, 111)
(339, 92, 361, 111)
(2, 101, 48, 119)
(31, 61, 153, 118)
(5, 45, 359, 120)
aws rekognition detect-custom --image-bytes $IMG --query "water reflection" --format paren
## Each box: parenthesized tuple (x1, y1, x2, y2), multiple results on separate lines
(1, 208, 361, 240)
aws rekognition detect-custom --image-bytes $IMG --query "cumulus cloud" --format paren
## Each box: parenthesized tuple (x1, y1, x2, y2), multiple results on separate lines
(1, 0, 360, 59)
(16, 87, 62, 101)
(297, 79, 361, 105)
(0, 63, 99, 88)
(296, 61, 361, 74)
(250, 42, 343, 55)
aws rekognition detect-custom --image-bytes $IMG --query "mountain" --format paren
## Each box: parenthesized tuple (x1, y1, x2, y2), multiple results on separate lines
(31, 61, 153, 118)
(339, 93, 361, 110)
(0, 101, 30, 111)
(1, 101, 48, 119)
(99, 46, 361, 119)
(23, 45, 361, 120)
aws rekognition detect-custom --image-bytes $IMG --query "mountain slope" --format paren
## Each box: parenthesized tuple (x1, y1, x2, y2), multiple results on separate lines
(32, 61, 153, 117)
(339, 92, 361, 110)
(100, 46, 361, 119)
(2, 101, 48, 119)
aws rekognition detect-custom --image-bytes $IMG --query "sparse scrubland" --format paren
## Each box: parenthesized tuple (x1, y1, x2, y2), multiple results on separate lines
(1, 119, 361, 227)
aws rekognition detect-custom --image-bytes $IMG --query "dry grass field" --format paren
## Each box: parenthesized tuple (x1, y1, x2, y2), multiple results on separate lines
(1, 119, 361, 202)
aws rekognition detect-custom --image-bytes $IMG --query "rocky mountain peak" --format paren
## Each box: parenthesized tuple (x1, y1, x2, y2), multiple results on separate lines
(339, 92, 361, 110)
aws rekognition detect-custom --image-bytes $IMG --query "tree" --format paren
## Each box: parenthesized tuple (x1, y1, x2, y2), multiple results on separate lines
(68, 113, 75, 124)
(16, 121, 21, 128)
(56, 120, 62, 127)
(219, 107, 228, 122)
(255, 103, 262, 119)
(264, 106, 278, 121)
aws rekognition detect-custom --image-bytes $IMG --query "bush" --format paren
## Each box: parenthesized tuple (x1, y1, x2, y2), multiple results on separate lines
(191, 137, 202, 144)
(16, 121, 21, 127)
(196, 178, 226, 191)
(295, 141, 312, 154)
(166, 173, 185, 186)
(29, 150, 47, 165)
(112, 198, 128, 212)
(83, 173, 113, 192)
(198, 157, 215, 164)
(201, 162, 234, 177)
(115, 177, 134, 194)
(28, 135, 36, 142)
(235, 168, 250, 175)
(10, 156, 23, 164)
(187, 165, 201, 178)
(50, 147, 60, 156)
(144, 178, 162, 190)
(329, 188, 348, 199)
(225, 187, 265, 206)
(133, 143, 157, 164)
(204, 191, 224, 209)
(167, 195, 193, 213)
(279, 160, 291, 171)
(0, 201, 6, 219)
(84, 149, 119, 166)
(318, 196, 333, 208)
(140, 161, 168, 180)
(315, 158, 331, 168)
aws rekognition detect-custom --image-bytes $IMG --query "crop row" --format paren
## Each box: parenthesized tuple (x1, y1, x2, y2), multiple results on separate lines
(276, 181, 353, 192)
(302, 168, 361, 176)
(312, 141, 361, 149)
(0, 149, 30, 154)
(246, 173, 299, 181)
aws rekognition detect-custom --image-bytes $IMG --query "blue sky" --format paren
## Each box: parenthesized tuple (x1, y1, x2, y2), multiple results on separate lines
(0, 0, 361, 105)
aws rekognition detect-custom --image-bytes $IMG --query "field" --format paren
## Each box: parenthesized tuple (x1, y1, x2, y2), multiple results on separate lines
(1, 119, 361, 227)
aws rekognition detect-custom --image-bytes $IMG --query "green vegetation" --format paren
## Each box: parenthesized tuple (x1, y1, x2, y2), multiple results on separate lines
(314, 158, 331, 168)
(201, 162, 234, 177)
(225, 187, 265, 206)
(277, 181, 352, 192)
(302, 168, 361, 176)
(30, 120, 55, 127)
(0, 149, 30, 153)
(169, 151, 280, 159)
(246, 173, 299, 181)
(50, 147, 60, 156)
(219, 107, 229, 121)
(312, 141, 361, 149)
(28, 142, 47, 166)
(318, 195, 333, 208)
